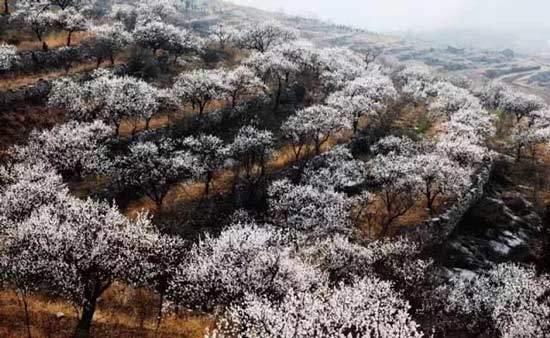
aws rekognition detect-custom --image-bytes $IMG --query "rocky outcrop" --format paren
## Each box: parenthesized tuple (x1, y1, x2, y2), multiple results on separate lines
(431, 156, 546, 271)
(0, 80, 51, 111)
(435, 189, 543, 270)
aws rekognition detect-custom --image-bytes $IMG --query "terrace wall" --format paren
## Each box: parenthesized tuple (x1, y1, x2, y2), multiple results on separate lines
(399, 160, 494, 249)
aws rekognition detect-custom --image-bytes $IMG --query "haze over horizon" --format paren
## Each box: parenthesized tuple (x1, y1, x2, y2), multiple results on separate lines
(229, 0, 550, 33)
(229, 0, 550, 52)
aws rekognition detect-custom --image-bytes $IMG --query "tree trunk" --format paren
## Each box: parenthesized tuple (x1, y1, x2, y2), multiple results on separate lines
(425, 183, 433, 215)
(199, 102, 207, 117)
(109, 53, 115, 65)
(67, 31, 73, 46)
(204, 171, 213, 197)
(315, 141, 321, 155)
(353, 119, 359, 134)
(73, 282, 103, 338)
(155, 292, 164, 332)
(17, 290, 32, 338)
(96, 57, 103, 68)
(274, 78, 282, 111)
(3, 0, 8, 14)
(516, 145, 522, 162)
(154, 195, 165, 213)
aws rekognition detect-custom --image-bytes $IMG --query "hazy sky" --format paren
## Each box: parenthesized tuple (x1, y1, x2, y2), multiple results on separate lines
(229, 0, 550, 32)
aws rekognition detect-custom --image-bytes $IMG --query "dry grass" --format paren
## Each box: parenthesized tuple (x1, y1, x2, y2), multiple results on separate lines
(356, 192, 452, 238)
(125, 131, 353, 218)
(0, 106, 65, 151)
(0, 284, 213, 338)
(17, 32, 92, 51)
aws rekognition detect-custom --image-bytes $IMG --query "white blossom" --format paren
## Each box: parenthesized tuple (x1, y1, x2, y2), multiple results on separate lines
(210, 277, 422, 338)
(181, 134, 228, 196)
(229, 126, 274, 180)
(12, 120, 113, 178)
(442, 263, 550, 337)
(1, 195, 163, 337)
(268, 179, 352, 239)
(168, 221, 323, 310)
(106, 139, 200, 210)
(209, 24, 237, 49)
(235, 21, 297, 53)
(173, 69, 227, 116)
(0, 161, 68, 222)
(281, 105, 351, 157)
(301, 145, 366, 191)
(224, 66, 266, 107)
(91, 23, 133, 65)
(0, 44, 18, 71)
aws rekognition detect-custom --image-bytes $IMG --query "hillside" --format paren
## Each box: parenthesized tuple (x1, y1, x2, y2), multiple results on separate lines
(0, 0, 549, 337)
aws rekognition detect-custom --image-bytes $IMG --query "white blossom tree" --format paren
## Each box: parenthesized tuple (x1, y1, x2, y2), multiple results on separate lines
(229, 125, 274, 182)
(318, 47, 367, 93)
(444, 107, 496, 143)
(133, 21, 181, 55)
(428, 81, 482, 117)
(244, 49, 298, 110)
(0, 161, 68, 222)
(49, 71, 163, 134)
(173, 69, 227, 117)
(55, 7, 88, 46)
(370, 135, 418, 156)
(107, 139, 200, 211)
(224, 66, 266, 107)
(139, 235, 188, 330)
(181, 134, 228, 197)
(282, 105, 351, 158)
(412, 153, 471, 214)
(0, 196, 163, 338)
(511, 110, 550, 161)
(101, 75, 163, 132)
(91, 23, 133, 66)
(268, 179, 352, 240)
(11, 2, 57, 46)
(168, 221, 323, 311)
(165, 28, 203, 63)
(13, 120, 113, 179)
(235, 21, 297, 53)
(209, 277, 423, 338)
(441, 263, 550, 337)
(300, 235, 419, 285)
(436, 133, 490, 166)
(498, 89, 546, 124)
(209, 23, 237, 49)
(135, 0, 179, 26)
(326, 73, 397, 132)
(301, 145, 366, 192)
(368, 151, 421, 236)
